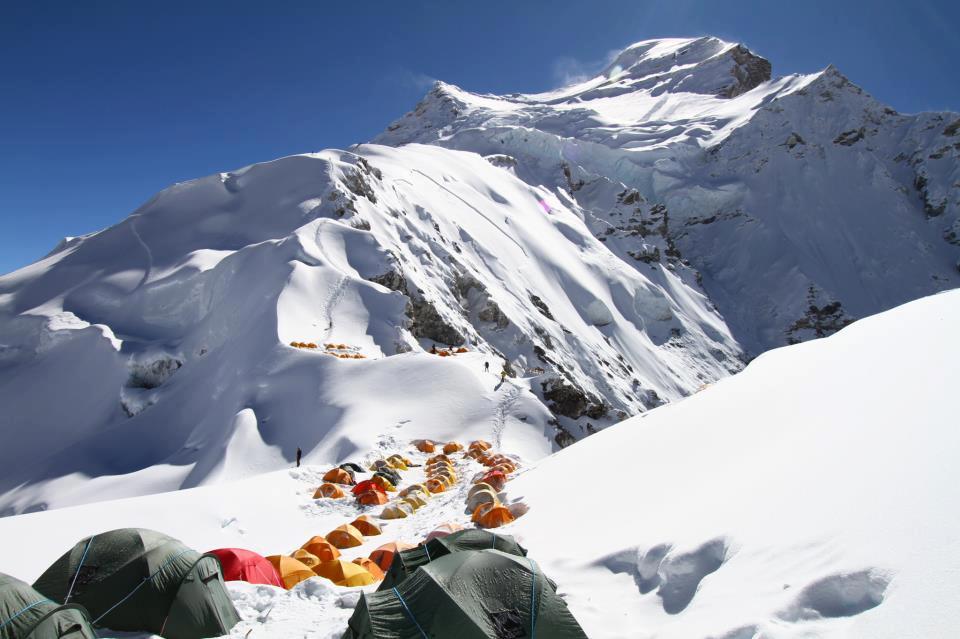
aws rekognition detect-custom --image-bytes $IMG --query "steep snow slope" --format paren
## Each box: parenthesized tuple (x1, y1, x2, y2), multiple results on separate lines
(0, 290, 955, 638)
(0, 143, 740, 514)
(376, 36, 960, 353)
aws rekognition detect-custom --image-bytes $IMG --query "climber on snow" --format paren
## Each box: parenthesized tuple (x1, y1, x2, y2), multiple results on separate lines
(296, 447, 302, 468)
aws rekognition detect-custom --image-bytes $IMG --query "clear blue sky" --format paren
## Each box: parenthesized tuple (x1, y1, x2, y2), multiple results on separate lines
(2, 0, 958, 275)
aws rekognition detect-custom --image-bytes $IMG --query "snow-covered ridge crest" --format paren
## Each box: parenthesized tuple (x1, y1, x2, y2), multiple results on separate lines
(376, 36, 960, 355)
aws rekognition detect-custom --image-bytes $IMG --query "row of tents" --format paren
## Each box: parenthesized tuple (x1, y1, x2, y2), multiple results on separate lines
(1, 528, 240, 639)
(463, 440, 527, 529)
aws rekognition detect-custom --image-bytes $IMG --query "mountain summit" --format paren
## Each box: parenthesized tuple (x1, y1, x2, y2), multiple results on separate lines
(377, 36, 960, 353)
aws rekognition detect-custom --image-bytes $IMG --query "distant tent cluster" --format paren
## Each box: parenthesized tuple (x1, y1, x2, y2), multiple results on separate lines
(428, 345, 469, 357)
(288, 341, 367, 359)
(343, 530, 588, 638)
(0, 528, 241, 639)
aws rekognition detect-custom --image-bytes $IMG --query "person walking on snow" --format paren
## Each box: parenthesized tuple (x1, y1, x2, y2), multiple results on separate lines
(296, 447, 302, 468)
(500, 370, 507, 383)
(484, 361, 490, 373)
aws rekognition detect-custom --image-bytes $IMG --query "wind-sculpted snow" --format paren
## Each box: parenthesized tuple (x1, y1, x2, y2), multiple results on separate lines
(0, 143, 739, 514)
(376, 36, 960, 354)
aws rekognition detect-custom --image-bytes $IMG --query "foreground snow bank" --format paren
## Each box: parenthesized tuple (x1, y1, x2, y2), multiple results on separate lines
(508, 289, 960, 638)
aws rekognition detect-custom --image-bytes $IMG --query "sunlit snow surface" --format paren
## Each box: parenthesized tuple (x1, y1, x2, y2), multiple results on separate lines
(0, 291, 957, 638)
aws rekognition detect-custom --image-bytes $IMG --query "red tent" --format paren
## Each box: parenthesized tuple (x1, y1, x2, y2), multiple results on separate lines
(351, 479, 387, 496)
(207, 548, 283, 587)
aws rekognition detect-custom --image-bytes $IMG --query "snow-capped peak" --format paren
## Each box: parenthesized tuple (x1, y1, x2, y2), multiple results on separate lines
(589, 36, 771, 99)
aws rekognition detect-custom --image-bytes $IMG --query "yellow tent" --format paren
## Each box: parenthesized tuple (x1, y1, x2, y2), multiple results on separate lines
(381, 503, 414, 519)
(468, 482, 495, 498)
(399, 484, 431, 499)
(371, 475, 397, 492)
(291, 549, 321, 568)
(466, 488, 499, 511)
(313, 559, 376, 587)
(402, 494, 428, 510)
(266, 555, 315, 589)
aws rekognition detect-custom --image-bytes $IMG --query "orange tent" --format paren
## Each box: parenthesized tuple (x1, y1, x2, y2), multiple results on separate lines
(351, 557, 386, 581)
(469, 440, 492, 451)
(313, 559, 376, 587)
(351, 515, 383, 536)
(314, 483, 346, 499)
(301, 537, 341, 562)
(477, 470, 507, 491)
(425, 478, 447, 494)
(356, 490, 389, 506)
(415, 440, 437, 453)
(266, 555, 315, 589)
(442, 442, 463, 454)
(369, 542, 414, 571)
(326, 524, 364, 549)
(427, 454, 451, 464)
(322, 468, 355, 485)
(490, 463, 515, 475)
(472, 503, 516, 528)
(291, 549, 321, 568)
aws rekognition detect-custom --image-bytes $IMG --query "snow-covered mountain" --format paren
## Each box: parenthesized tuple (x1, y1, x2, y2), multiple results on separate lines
(2, 290, 957, 638)
(0, 143, 738, 515)
(0, 36, 957, 515)
(376, 36, 960, 353)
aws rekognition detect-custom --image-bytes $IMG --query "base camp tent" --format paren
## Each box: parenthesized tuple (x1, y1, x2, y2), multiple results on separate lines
(326, 525, 364, 549)
(207, 548, 282, 588)
(380, 530, 526, 589)
(343, 550, 587, 639)
(266, 556, 316, 590)
(301, 537, 341, 562)
(0, 572, 97, 639)
(32, 528, 239, 639)
(368, 543, 414, 572)
(313, 560, 377, 587)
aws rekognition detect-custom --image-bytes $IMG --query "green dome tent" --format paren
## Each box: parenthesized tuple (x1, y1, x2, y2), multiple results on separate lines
(0, 573, 97, 639)
(380, 530, 527, 589)
(32, 529, 239, 639)
(344, 549, 587, 639)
